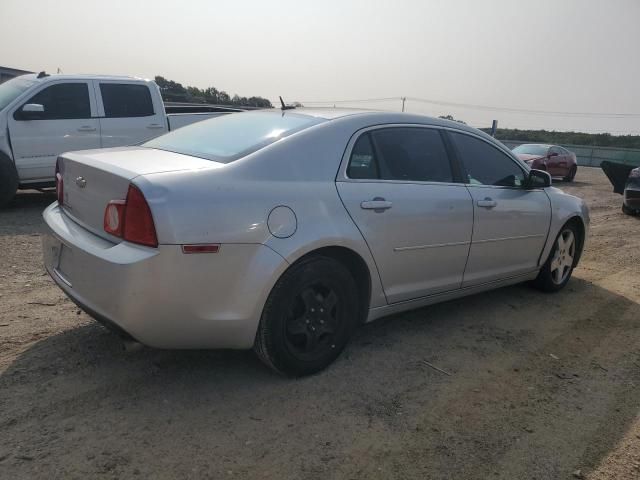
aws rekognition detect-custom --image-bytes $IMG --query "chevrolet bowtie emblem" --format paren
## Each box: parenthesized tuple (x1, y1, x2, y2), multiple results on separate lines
(75, 176, 87, 188)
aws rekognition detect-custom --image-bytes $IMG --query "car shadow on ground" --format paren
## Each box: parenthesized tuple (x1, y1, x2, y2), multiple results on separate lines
(0, 190, 56, 237)
(1, 276, 639, 478)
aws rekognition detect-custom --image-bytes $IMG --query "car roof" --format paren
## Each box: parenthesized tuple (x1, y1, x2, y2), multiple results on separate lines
(518, 143, 554, 148)
(19, 73, 152, 83)
(266, 107, 490, 133)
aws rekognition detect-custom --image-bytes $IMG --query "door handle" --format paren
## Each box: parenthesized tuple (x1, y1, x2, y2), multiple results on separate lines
(77, 126, 96, 132)
(361, 197, 393, 212)
(476, 198, 497, 208)
(147, 123, 164, 129)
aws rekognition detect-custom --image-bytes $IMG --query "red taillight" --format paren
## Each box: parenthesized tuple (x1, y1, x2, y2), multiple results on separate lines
(103, 184, 158, 248)
(55, 159, 63, 205)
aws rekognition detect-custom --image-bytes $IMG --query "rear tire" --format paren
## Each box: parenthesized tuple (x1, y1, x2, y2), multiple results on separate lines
(564, 166, 577, 182)
(254, 256, 360, 377)
(0, 154, 18, 208)
(532, 223, 579, 292)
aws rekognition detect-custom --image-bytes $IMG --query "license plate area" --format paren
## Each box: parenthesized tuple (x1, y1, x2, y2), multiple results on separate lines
(54, 243, 74, 287)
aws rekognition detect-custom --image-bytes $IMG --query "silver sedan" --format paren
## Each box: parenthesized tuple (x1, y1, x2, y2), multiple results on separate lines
(42, 109, 590, 376)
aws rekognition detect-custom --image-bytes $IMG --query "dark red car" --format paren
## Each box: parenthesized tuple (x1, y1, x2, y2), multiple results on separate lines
(512, 144, 578, 182)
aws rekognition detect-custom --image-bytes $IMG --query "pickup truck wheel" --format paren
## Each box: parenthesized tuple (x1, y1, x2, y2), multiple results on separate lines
(0, 154, 18, 208)
(532, 223, 578, 292)
(254, 256, 359, 377)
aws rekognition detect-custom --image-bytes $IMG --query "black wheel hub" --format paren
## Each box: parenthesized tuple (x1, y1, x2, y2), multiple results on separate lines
(284, 284, 339, 359)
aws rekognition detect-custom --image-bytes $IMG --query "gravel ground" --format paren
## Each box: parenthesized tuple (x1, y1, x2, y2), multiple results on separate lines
(0, 167, 639, 480)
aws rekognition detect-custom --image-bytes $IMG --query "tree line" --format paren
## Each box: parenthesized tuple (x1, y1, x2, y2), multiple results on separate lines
(155, 76, 272, 108)
(482, 128, 640, 150)
(437, 115, 640, 149)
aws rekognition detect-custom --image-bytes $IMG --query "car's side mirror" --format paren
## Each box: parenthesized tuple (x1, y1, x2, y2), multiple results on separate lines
(548, 151, 559, 158)
(19, 103, 45, 120)
(525, 169, 552, 188)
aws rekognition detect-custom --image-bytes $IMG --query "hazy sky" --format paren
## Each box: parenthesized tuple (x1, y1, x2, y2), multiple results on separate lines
(2, 0, 639, 133)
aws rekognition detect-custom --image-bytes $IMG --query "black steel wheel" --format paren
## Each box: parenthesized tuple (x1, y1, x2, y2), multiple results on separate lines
(254, 255, 360, 376)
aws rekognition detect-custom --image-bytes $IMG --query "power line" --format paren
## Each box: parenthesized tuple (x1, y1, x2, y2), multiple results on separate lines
(298, 95, 640, 118)
(298, 96, 401, 104)
(406, 96, 640, 118)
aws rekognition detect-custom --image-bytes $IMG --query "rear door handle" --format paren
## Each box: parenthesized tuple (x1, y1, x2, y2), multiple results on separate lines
(361, 197, 393, 212)
(77, 126, 96, 132)
(147, 123, 164, 129)
(476, 198, 497, 208)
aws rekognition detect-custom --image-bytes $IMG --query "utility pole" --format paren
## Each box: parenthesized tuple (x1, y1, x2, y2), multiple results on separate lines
(401, 97, 406, 112)
(490, 119, 498, 137)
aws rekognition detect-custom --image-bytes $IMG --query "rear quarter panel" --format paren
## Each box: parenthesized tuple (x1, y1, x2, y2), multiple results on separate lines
(139, 118, 388, 308)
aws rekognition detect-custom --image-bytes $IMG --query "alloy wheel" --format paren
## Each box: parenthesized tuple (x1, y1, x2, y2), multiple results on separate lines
(550, 229, 575, 285)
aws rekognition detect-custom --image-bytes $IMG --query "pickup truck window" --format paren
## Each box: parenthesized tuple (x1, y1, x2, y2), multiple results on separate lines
(0, 77, 36, 111)
(17, 83, 91, 120)
(100, 83, 154, 118)
(143, 111, 324, 163)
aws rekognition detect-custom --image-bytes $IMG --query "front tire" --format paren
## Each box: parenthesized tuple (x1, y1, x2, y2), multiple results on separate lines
(254, 256, 360, 377)
(622, 203, 636, 216)
(532, 223, 579, 292)
(564, 166, 577, 182)
(0, 154, 18, 208)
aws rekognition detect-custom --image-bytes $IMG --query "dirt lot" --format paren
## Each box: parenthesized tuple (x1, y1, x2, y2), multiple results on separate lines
(0, 167, 639, 480)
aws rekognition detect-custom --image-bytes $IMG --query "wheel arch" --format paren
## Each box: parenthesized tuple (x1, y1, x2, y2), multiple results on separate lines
(278, 245, 373, 324)
(564, 215, 586, 266)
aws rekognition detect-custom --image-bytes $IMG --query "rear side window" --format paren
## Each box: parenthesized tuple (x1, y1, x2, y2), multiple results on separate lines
(347, 133, 379, 179)
(373, 128, 453, 182)
(143, 111, 323, 163)
(450, 132, 525, 187)
(100, 83, 154, 117)
(347, 127, 453, 182)
(20, 83, 90, 120)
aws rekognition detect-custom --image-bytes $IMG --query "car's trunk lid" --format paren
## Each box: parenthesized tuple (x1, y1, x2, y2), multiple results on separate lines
(58, 146, 220, 238)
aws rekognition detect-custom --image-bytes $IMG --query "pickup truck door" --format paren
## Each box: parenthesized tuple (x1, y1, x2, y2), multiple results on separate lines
(8, 81, 100, 182)
(447, 131, 551, 287)
(95, 81, 167, 148)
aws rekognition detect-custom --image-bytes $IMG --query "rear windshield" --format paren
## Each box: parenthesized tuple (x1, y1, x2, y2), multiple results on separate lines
(143, 111, 323, 163)
(512, 144, 549, 156)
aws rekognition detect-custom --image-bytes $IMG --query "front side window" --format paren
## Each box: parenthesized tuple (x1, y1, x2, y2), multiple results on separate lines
(347, 127, 453, 182)
(100, 83, 154, 117)
(450, 132, 526, 187)
(512, 144, 549, 156)
(19, 83, 90, 120)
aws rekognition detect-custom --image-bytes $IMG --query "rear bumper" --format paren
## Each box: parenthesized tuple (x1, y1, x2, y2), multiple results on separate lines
(42, 203, 287, 349)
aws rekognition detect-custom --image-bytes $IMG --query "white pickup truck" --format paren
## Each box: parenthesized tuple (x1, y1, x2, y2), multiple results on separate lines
(0, 73, 230, 206)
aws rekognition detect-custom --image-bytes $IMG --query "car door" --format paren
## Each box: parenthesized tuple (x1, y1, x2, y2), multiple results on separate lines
(95, 81, 166, 148)
(447, 131, 551, 287)
(8, 81, 100, 182)
(336, 126, 473, 304)
(546, 146, 568, 177)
